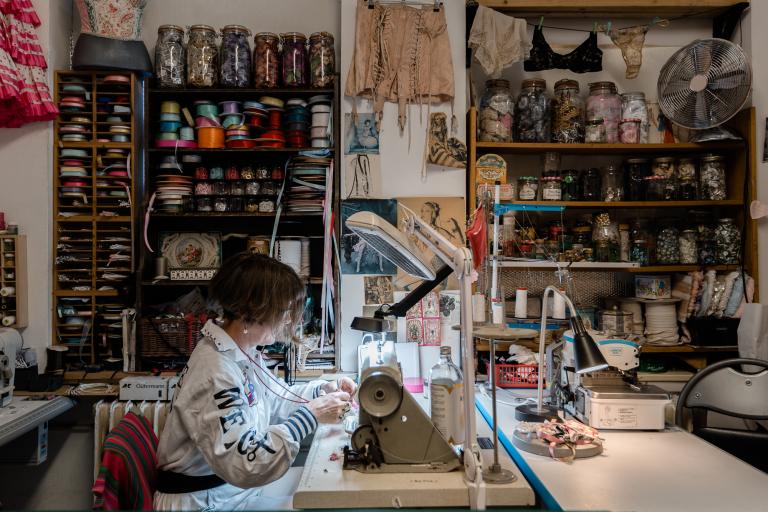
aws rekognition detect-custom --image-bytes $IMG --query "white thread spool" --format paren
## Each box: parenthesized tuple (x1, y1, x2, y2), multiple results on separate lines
(472, 293, 487, 323)
(620, 300, 644, 335)
(552, 288, 567, 319)
(644, 302, 679, 344)
(0, 286, 14, 297)
(491, 299, 504, 325)
(514, 288, 528, 319)
(277, 240, 302, 275)
(2, 315, 15, 326)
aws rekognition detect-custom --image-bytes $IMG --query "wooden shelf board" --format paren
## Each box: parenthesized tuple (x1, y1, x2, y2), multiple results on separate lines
(498, 200, 742, 208)
(151, 212, 321, 218)
(54, 290, 118, 297)
(497, 260, 742, 273)
(478, 0, 747, 17)
(641, 345, 739, 353)
(142, 277, 323, 286)
(148, 147, 321, 154)
(626, 264, 742, 273)
(148, 87, 334, 95)
(476, 141, 743, 153)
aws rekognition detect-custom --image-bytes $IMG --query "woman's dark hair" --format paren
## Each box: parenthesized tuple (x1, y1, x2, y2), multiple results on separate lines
(209, 252, 305, 341)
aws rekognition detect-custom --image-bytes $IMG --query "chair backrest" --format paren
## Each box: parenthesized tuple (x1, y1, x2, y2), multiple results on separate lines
(93, 412, 159, 511)
(675, 358, 768, 426)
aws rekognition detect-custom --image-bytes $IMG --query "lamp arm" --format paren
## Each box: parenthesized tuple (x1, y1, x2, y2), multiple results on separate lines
(536, 286, 579, 413)
(379, 264, 454, 318)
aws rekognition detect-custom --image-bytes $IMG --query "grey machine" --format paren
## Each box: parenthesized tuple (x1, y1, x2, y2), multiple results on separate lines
(344, 339, 461, 473)
(0, 328, 22, 407)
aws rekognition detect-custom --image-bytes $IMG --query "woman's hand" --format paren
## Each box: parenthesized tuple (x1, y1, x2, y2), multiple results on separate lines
(307, 391, 351, 424)
(321, 377, 358, 396)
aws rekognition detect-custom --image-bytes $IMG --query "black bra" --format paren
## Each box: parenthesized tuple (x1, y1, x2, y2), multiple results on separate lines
(524, 26, 603, 73)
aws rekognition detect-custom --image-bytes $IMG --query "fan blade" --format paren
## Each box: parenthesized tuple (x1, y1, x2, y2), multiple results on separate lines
(708, 74, 746, 91)
(694, 92, 710, 128)
(691, 40, 713, 75)
(663, 77, 695, 96)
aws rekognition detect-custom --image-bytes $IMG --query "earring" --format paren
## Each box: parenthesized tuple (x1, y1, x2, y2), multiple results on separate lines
(243, 323, 249, 335)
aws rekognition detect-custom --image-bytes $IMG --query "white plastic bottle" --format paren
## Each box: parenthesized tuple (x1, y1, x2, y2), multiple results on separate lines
(429, 346, 465, 448)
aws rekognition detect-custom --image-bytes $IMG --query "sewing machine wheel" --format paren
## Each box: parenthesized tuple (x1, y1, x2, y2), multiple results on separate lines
(351, 425, 378, 452)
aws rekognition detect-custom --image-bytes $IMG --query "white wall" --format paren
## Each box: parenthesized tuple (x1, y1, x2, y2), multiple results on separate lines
(338, 0, 467, 371)
(0, 0, 71, 367)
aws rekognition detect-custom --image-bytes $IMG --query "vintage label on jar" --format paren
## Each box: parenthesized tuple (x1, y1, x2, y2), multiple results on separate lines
(476, 154, 507, 184)
(542, 185, 561, 200)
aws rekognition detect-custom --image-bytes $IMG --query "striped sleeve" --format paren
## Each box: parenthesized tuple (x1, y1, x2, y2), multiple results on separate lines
(283, 406, 318, 442)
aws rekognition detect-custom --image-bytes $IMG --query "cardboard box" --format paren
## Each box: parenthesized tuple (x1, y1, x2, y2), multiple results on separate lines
(119, 376, 168, 401)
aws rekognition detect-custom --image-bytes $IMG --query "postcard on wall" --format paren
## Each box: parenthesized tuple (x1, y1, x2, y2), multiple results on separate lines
(344, 154, 382, 199)
(345, 113, 380, 154)
(364, 275, 394, 305)
(341, 199, 397, 275)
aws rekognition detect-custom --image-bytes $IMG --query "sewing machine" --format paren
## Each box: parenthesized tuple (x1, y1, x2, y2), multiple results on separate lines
(343, 339, 461, 473)
(558, 330, 670, 430)
(0, 328, 22, 407)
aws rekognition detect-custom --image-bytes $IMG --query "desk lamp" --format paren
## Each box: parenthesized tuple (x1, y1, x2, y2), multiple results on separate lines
(515, 286, 608, 422)
(345, 207, 487, 509)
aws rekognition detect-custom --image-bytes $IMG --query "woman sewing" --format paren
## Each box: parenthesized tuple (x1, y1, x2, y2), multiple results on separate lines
(154, 252, 356, 510)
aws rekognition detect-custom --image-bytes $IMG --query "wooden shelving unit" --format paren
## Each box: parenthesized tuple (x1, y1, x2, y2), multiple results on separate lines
(52, 71, 138, 366)
(0, 235, 27, 329)
(138, 83, 341, 370)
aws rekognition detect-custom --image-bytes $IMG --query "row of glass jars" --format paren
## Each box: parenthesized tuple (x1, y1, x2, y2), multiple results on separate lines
(190, 196, 276, 213)
(155, 25, 335, 88)
(511, 154, 727, 202)
(500, 216, 740, 265)
(479, 79, 649, 144)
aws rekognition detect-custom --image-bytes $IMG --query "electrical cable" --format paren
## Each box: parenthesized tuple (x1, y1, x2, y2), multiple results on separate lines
(237, 345, 310, 404)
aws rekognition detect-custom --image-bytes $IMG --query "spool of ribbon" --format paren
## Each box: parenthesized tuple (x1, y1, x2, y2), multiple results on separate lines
(198, 127, 225, 149)
(2, 315, 15, 326)
(160, 101, 180, 114)
(472, 293, 487, 323)
(179, 127, 195, 141)
(0, 286, 15, 297)
(45, 346, 68, 373)
(219, 101, 242, 114)
(154, 257, 168, 278)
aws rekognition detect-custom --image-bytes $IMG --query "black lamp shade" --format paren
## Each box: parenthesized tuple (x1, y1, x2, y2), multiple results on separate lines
(572, 331, 609, 373)
(570, 317, 609, 374)
(351, 316, 395, 333)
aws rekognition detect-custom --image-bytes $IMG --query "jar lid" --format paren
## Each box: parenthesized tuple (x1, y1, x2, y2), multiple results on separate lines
(682, 229, 696, 233)
(310, 31, 334, 41)
(158, 24, 184, 33)
(644, 175, 665, 180)
(222, 25, 251, 34)
(719, 218, 734, 222)
(589, 81, 616, 92)
(554, 79, 579, 91)
(189, 24, 216, 33)
(281, 31, 307, 40)
(255, 31, 279, 39)
(541, 176, 561, 181)
(653, 157, 675, 163)
(701, 154, 724, 162)
(625, 158, 649, 164)
(518, 176, 538, 182)
(621, 92, 645, 100)
(485, 79, 510, 89)
(521, 78, 546, 89)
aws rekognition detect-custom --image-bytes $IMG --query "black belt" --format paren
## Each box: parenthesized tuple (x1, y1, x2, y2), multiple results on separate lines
(156, 470, 226, 494)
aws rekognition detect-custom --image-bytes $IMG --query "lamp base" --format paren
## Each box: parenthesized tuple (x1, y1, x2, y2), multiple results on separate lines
(482, 464, 516, 484)
(514, 403, 560, 422)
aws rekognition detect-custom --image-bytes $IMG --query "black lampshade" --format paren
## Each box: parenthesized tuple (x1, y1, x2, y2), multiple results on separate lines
(351, 316, 395, 333)
(570, 317, 609, 374)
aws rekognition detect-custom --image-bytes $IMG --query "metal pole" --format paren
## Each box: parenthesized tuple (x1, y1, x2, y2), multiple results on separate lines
(490, 339, 500, 469)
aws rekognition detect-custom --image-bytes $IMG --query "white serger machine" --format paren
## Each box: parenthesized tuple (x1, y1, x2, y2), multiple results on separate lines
(559, 330, 670, 430)
(0, 328, 22, 407)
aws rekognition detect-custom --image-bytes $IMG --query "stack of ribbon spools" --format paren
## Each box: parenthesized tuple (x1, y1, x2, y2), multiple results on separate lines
(309, 95, 332, 148)
(258, 96, 286, 148)
(284, 98, 310, 148)
(59, 85, 90, 143)
(155, 156, 193, 214)
(155, 101, 198, 148)
(59, 148, 90, 213)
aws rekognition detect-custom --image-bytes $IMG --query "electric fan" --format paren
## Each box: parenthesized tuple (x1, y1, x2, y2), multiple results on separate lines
(657, 38, 752, 142)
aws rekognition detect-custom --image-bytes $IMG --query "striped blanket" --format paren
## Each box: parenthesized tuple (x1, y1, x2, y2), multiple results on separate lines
(93, 412, 158, 511)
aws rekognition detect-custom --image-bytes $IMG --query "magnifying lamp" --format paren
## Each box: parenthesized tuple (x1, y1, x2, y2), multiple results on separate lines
(345, 207, 487, 509)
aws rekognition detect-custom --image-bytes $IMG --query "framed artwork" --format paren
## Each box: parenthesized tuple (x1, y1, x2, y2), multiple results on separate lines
(395, 197, 466, 290)
(345, 113, 380, 154)
(341, 199, 398, 275)
(364, 276, 394, 305)
(160, 232, 221, 280)
(405, 291, 441, 346)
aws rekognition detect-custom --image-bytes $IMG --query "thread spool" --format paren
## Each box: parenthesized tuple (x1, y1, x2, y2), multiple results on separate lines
(45, 346, 68, 373)
(0, 286, 15, 297)
(2, 315, 14, 326)
(553, 288, 567, 320)
(300, 238, 311, 278)
(491, 299, 504, 325)
(247, 237, 269, 255)
(620, 300, 644, 335)
(644, 302, 679, 344)
(277, 239, 302, 275)
(179, 127, 195, 141)
(154, 257, 168, 278)
(514, 288, 528, 319)
(472, 293, 486, 323)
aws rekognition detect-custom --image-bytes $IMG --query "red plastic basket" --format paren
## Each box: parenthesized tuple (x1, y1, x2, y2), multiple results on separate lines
(495, 363, 542, 388)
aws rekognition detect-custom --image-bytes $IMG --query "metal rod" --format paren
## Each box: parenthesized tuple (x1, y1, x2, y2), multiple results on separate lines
(490, 338, 500, 469)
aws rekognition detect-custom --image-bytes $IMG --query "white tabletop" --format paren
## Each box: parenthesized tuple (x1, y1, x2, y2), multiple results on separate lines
(0, 397, 74, 447)
(476, 390, 768, 512)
